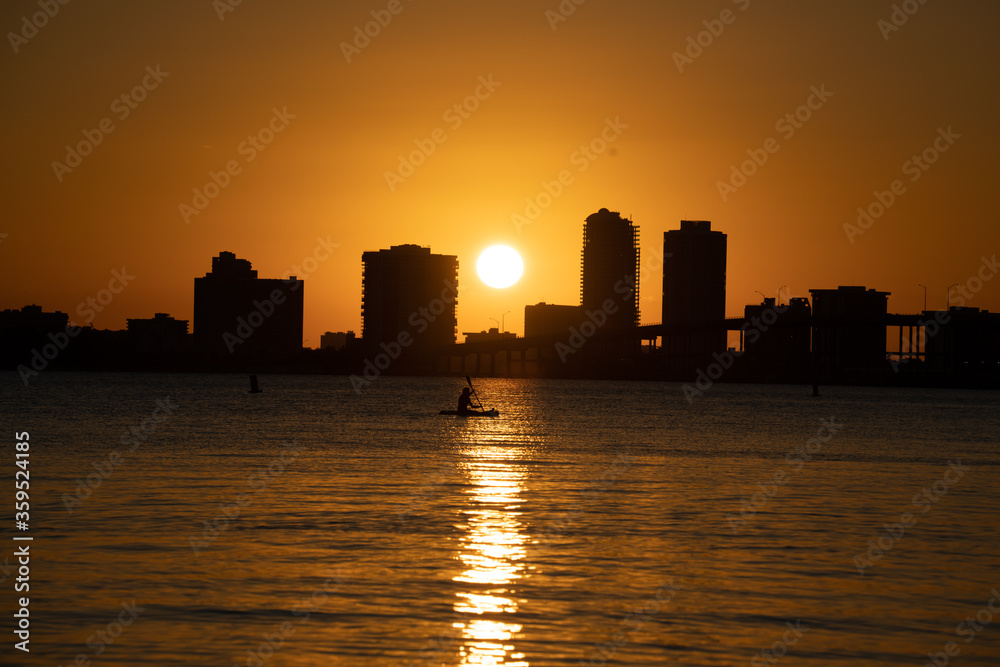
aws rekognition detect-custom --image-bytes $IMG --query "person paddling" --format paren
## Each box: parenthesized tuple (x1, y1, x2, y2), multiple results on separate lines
(457, 387, 475, 415)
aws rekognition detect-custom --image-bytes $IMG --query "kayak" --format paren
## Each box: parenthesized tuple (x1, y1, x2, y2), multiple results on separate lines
(439, 409, 500, 417)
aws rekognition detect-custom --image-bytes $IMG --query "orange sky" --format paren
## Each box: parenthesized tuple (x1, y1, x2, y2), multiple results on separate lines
(2, 0, 998, 345)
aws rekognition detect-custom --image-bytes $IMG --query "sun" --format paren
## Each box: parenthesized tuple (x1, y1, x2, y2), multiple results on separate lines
(477, 245, 523, 289)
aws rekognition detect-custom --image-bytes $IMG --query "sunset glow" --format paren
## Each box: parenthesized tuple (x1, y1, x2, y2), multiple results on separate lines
(477, 246, 524, 289)
(6, 3, 1000, 665)
(1, 1, 997, 343)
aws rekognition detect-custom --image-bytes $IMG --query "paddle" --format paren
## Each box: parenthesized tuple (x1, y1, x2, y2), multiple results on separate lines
(466, 376, 486, 411)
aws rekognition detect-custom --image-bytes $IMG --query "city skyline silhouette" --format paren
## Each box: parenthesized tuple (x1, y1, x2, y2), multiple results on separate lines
(3, 3, 1000, 665)
(2, 2, 998, 347)
(4, 211, 998, 386)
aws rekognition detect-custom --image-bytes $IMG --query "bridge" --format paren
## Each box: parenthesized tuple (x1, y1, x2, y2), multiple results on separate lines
(429, 312, 959, 378)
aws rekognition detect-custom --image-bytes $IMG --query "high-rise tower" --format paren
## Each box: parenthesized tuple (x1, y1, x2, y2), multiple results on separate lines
(361, 244, 458, 358)
(193, 251, 303, 362)
(661, 220, 727, 370)
(580, 208, 639, 329)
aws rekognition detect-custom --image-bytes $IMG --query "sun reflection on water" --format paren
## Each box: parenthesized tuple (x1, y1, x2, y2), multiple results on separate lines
(452, 439, 530, 667)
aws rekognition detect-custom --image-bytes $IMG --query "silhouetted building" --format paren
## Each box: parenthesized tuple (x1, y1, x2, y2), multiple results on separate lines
(74, 327, 130, 368)
(924, 307, 1000, 376)
(581, 209, 639, 328)
(738, 297, 811, 381)
(661, 220, 727, 374)
(127, 313, 190, 356)
(810, 286, 889, 378)
(193, 252, 303, 362)
(524, 303, 582, 339)
(464, 328, 517, 344)
(0, 305, 74, 370)
(361, 244, 457, 364)
(320, 331, 353, 351)
(0, 304, 70, 334)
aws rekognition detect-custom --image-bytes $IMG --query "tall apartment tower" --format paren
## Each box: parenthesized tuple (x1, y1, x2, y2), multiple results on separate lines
(193, 251, 304, 361)
(662, 221, 728, 370)
(580, 208, 640, 329)
(361, 244, 458, 357)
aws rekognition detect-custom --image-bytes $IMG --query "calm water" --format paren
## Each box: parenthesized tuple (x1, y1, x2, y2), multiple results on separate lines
(2, 372, 999, 666)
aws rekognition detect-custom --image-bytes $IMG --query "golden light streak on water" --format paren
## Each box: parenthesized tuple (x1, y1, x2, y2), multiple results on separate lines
(453, 444, 530, 666)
